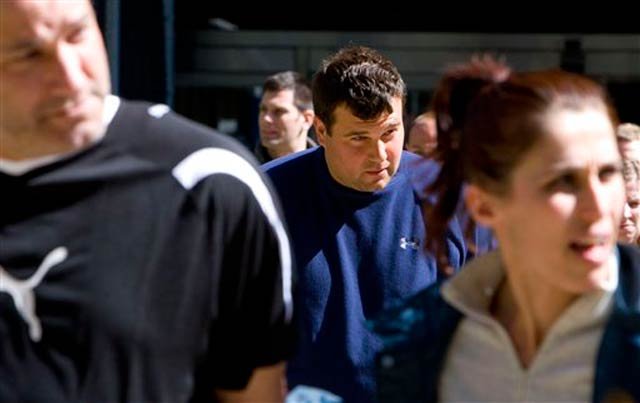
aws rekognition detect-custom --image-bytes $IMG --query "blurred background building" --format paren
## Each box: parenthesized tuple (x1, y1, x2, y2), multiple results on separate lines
(92, 1, 640, 149)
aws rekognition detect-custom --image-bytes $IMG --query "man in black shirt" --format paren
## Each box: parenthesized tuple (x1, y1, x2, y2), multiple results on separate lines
(0, 1, 294, 401)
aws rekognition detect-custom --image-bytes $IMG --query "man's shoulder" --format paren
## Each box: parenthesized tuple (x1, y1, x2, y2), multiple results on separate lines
(115, 100, 244, 149)
(111, 99, 257, 170)
(262, 147, 319, 180)
(399, 152, 441, 192)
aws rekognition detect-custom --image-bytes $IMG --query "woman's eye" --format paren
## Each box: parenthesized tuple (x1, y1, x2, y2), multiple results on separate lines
(599, 163, 621, 180)
(547, 174, 576, 191)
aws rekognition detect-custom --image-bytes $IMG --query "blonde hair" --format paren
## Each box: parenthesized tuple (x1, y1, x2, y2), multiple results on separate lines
(617, 123, 640, 142)
(623, 159, 640, 184)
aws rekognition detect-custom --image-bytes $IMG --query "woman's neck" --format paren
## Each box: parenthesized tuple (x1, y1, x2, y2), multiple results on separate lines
(491, 272, 577, 368)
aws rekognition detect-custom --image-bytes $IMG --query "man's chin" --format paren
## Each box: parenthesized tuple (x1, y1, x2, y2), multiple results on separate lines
(47, 119, 106, 151)
(261, 138, 283, 147)
(357, 178, 391, 192)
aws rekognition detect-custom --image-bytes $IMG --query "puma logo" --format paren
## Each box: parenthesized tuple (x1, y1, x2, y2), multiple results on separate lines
(0, 247, 68, 342)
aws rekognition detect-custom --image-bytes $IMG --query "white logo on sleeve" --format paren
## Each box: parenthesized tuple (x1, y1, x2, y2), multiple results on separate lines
(147, 104, 170, 118)
(0, 247, 68, 342)
(399, 237, 420, 250)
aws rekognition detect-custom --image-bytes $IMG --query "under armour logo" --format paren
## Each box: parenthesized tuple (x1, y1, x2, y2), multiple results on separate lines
(399, 237, 420, 250)
(0, 247, 68, 342)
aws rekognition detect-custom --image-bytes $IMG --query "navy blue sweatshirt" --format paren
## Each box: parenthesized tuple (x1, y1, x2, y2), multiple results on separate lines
(264, 148, 468, 402)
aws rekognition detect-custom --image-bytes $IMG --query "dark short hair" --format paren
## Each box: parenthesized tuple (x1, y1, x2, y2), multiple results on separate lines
(312, 45, 406, 133)
(263, 71, 313, 111)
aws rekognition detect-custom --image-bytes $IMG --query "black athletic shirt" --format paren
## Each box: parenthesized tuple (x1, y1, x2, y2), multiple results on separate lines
(0, 99, 294, 402)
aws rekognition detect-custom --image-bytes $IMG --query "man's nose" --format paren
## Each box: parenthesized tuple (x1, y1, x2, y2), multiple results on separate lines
(48, 43, 86, 95)
(369, 139, 387, 162)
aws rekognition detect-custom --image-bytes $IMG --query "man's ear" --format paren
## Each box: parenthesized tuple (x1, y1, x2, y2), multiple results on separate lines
(314, 117, 328, 146)
(302, 109, 315, 131)
(464, 184, 499, 228)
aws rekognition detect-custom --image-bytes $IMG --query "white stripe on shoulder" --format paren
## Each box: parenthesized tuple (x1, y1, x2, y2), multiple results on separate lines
(172, 147, 293, 321)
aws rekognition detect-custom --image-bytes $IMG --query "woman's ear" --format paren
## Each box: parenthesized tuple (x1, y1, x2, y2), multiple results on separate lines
(465, 184, 499, 228)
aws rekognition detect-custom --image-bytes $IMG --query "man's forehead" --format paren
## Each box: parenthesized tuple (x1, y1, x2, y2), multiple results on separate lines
(335, 97, 403, 119)
(0, 0, 92, 40)
(262, 89, 295, 103)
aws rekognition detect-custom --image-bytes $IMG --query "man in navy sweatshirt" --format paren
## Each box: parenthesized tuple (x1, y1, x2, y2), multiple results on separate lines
(264, 45, 469, 402)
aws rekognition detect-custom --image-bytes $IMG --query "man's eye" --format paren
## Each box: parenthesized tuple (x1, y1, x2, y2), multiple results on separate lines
(68, 26, 87, 43)
(382, 130, 396, 140)
(16, 49, 43, 62)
